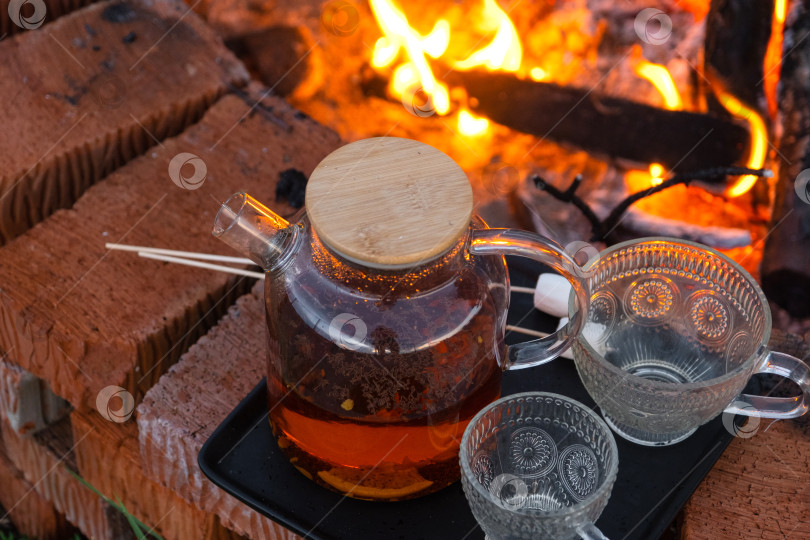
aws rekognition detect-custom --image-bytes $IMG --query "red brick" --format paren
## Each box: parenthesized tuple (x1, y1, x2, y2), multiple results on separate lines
(1, 418, 127, 539)
(0, 0, 248, 243)
(139, 284, 301, 538)
(0, 84, 341, 411)
(0, 447, 74, 539)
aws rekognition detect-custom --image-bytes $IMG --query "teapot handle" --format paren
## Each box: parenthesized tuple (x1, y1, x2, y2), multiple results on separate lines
(469, 229, 590, 370)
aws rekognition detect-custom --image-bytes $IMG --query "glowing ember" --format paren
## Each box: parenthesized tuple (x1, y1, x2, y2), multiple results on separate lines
(625, 162, 667, 191)
(529, 67, 547, 81)
(634, 61, 683, 110)
(716, 91, 768, 197)
(458, 109, 489, 136)
(649, 163, 666, 186)
(679, 1, 710, 18)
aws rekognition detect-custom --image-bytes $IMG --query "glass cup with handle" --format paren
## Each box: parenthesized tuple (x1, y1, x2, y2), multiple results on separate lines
(460, 392, 618, 540)
(569, 237, 810, 446)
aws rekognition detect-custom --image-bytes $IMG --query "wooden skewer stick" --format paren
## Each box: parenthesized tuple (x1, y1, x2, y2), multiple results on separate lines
(116, 240, 547, 337)
(106, 243, 255, 265)
(107, 243, 539, 293)
(137, 252, 265, 279)
(107, 243, 538, 293)
(129, 247, 560, 352)
(510, 285, 535, 294)
(505, 324, 548, 338)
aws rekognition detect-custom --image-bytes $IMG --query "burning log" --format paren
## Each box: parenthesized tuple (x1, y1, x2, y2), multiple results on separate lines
(761, 0, 810, 318)
(704, 0, 775, 204)
(448, 70, 750, 172)
(704, 0, 774, 111)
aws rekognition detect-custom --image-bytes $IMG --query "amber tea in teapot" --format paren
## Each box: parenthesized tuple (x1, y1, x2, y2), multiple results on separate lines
(266, 227, 506, 500)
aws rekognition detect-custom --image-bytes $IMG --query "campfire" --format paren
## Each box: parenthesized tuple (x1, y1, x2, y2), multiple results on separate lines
(209, 0, 799, 292)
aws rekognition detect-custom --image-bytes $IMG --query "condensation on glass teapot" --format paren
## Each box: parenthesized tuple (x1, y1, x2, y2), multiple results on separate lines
(213, 137, 590, 501)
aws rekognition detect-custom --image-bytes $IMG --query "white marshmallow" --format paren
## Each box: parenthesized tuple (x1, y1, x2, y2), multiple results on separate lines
(533, 273, 573, 318)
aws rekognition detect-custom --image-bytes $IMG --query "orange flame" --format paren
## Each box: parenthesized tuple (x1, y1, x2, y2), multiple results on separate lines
(624, 162, 667, 191)
(452, 0, 522, 72)
(370, 0, 451, 114)
(716, 91, 768, 197)
(370, 0, 522, 126)
(634, 61, 683, 110)
(714, 2, 782, 196)
(764, 0, 787, 119)
(369, 0, 763, 200)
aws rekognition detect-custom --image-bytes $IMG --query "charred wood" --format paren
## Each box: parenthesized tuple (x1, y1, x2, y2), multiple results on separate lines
(448, 70, 750, 172)
(761, 0, 810, 318)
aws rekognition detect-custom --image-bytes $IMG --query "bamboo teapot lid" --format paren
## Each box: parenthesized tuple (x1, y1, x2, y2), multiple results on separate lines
(306, 137, 473, 269)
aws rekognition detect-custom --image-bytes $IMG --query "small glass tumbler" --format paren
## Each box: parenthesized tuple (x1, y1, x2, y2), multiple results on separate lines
(460, 392, 618, 540)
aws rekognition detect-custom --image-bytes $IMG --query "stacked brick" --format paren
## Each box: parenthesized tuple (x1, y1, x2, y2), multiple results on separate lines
(0, 0, 337, 537)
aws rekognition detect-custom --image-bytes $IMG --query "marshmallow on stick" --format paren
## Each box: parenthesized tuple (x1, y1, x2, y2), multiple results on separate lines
(533, 273, 573, 318)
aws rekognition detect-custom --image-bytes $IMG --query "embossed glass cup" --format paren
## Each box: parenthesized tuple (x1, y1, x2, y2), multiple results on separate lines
(460, 392, 618, 540)
(570, 238, 810, 446)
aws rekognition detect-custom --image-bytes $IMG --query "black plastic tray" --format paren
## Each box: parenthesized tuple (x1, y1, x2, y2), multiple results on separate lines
(199, 257, 738, 539)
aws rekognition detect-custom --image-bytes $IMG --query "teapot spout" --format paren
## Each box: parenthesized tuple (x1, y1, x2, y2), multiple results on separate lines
(213, 192, 291, 270)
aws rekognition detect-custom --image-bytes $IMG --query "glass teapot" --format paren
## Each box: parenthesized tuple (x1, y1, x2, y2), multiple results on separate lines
(213, 137, 589, 501)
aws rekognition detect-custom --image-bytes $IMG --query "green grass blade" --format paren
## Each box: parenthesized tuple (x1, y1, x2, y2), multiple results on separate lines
(65, 468, 165, 540)
(116, 495, 147, 540)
